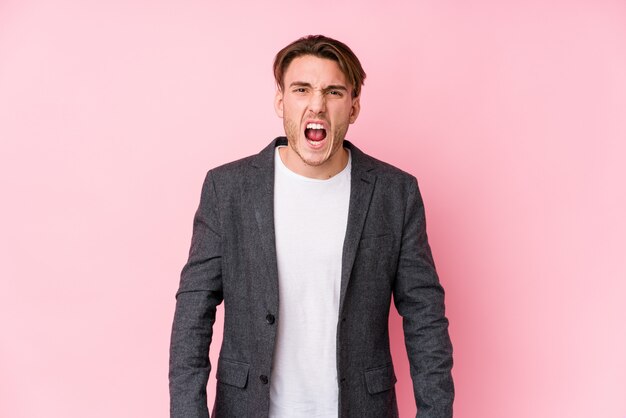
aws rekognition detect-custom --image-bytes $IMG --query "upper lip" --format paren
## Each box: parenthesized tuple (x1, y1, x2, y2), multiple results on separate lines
(305, 119, 327, 129)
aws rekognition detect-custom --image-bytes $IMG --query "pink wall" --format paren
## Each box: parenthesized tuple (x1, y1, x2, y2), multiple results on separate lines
(1, 1, 625, 417)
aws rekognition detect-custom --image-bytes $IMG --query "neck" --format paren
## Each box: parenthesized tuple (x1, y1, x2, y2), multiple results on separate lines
(279, 146, 348, 179)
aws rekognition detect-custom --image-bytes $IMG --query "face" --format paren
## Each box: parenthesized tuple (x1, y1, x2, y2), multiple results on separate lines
(274, 55, 360, 178)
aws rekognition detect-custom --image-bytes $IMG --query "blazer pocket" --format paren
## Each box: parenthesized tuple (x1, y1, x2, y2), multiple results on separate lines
(216, 358, 250, 389)
(359, 233, 393, 251)
(364, 363, 397, 394)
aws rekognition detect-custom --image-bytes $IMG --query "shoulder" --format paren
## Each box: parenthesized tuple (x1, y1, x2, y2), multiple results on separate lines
(349, 142, 418, 189)
(366, 153, 415, 180)
(209, 154, 258, 178)
(202, 138, 277, 187)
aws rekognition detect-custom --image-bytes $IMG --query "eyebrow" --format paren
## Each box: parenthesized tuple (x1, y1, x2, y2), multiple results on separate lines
(324, 84, 349, 93)
(289, 81, 349, 93)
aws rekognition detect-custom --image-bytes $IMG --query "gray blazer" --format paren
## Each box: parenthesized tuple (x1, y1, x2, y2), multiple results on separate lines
(169, 137, 454, 418)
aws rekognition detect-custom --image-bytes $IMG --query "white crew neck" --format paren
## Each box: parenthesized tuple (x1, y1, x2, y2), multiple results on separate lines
(275, 146, 351, 183)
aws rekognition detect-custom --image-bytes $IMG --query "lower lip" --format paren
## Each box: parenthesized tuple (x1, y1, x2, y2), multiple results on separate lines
(305, 137, 326, 149)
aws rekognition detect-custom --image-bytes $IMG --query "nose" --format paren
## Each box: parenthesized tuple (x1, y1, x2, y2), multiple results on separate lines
(308, 90, 326, 114)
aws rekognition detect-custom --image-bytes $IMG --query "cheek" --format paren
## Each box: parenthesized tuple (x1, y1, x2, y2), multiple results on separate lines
(330, 115, 349, 134)
(283, 119, 300, 141)
(283, 99, 304, 117)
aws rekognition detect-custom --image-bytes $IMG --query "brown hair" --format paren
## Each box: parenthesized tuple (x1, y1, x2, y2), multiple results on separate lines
(273, 35, 366, 98)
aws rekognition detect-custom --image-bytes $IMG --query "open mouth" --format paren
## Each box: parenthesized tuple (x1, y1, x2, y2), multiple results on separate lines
(305, 122, 327, 142)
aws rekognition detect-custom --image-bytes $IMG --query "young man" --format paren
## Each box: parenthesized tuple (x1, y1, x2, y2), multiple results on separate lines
(169, 35, 454, 418)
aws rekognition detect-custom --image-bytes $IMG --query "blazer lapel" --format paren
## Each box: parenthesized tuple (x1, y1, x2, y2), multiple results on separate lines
(339, 141, 377, 315)
(246, 138, 376, 314)
(247, 138, 283, 306)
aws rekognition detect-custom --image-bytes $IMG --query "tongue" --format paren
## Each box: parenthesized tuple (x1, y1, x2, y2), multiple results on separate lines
(305, 128, 326, 141)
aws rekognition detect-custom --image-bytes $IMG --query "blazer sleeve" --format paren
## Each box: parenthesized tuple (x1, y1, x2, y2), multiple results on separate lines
(392, 176, 454, 418)
(169, 171, 223, 418)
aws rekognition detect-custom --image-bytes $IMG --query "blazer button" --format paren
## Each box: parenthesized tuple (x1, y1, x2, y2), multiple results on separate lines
(265, 314, 275, 324)
(259, 375, 269, 384)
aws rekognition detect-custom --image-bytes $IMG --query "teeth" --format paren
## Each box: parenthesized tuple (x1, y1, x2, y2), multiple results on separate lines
(306, 123, 324, 130)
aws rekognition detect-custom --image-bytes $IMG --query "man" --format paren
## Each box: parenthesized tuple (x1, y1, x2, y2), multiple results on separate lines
(169, 35, 454, 418)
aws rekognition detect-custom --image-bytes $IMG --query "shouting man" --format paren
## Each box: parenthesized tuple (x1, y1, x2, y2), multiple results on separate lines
(169, 35, 454, 418)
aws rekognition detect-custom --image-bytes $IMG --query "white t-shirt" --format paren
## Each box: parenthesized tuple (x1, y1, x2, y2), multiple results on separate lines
(269, 146, 351, 418)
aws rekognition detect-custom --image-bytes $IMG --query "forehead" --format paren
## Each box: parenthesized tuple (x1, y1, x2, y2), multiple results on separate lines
(283, 55, 349, 87)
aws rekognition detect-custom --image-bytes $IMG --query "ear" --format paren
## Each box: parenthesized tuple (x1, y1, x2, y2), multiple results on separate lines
(274, 89, 284, 118)
(349, 96, 360, 124)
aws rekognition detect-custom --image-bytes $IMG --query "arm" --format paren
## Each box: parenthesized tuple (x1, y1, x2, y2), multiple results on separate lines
(393, 177, 454, 418)
(169, 171, 223, 418)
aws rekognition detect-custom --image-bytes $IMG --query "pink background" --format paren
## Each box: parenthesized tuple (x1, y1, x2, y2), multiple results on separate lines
(1, 1, 625, 417)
